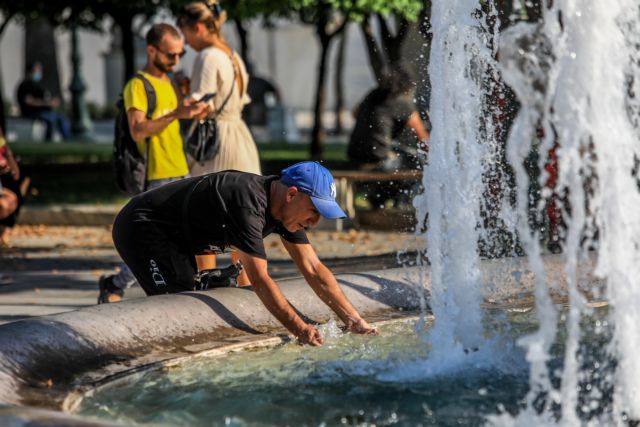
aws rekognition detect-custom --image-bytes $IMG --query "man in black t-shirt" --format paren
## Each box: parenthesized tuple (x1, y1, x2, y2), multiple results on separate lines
(102, 161, 377, 346)
(16, 62, 71, 141)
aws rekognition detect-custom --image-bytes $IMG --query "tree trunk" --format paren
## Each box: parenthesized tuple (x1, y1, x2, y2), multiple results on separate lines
(234, 19, 253, 73)
(118, 15, 136, 82)
(333, 27, 348, 135)
(376, 14, 409, 65)
(360, 18, 386, 82)
(25, 17, 62, 100)
(310, 34, 332, 160)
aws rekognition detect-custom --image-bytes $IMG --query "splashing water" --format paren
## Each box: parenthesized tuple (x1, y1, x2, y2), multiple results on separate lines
(416, 0, 640, 424)
(414, 0, 493, 362)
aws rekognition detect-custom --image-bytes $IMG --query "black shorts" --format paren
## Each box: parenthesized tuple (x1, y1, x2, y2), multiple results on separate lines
(112, 198, 197, 296)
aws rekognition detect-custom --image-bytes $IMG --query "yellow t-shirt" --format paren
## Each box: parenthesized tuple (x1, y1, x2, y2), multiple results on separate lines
(123, 71, 189, 181)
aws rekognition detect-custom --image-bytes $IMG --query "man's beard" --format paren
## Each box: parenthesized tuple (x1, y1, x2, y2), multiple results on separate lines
(153, 58, 174, 74)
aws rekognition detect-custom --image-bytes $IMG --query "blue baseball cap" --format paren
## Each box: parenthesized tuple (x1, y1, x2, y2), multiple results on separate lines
(280, 161, 346, 219)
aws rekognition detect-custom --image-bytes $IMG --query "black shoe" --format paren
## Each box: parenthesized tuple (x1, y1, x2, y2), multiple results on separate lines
(98, 275, 124, 304)
(196, 262, 244, 290)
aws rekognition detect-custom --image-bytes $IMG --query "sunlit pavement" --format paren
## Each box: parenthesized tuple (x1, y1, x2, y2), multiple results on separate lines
(0, 225, 425, 325)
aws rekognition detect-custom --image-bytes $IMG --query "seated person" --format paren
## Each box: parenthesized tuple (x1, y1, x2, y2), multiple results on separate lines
(347, 64, 430, 208)
(17, 62, 71, 141)
(347, 63, 429, 172)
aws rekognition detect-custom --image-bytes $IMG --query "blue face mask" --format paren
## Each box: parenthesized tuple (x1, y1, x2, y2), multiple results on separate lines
(32, 71, 42, 82)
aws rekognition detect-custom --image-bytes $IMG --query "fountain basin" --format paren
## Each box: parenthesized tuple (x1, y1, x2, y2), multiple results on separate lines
(0, 255, 602, 425)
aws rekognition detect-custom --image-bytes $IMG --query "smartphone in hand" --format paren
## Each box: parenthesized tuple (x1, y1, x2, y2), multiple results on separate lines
(197, 93, 216, 103)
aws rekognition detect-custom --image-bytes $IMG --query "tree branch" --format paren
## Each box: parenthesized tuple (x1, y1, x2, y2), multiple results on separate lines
(327, 14, 349, 39)
(376, 13, 393, 54)
(396, 16, 410, 44)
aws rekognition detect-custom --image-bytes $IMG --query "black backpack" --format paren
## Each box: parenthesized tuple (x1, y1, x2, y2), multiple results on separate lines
(113, 74, 156, 196)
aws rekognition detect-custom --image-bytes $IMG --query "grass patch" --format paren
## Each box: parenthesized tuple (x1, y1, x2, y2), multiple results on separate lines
(24, 164, 128, 205)
(11, 142, 113, 164)
(11, 141, 347, 164)
(258, 142, 347, 162)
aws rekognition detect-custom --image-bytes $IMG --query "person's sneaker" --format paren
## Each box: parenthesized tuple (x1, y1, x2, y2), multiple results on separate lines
(98, 275, 124, 304)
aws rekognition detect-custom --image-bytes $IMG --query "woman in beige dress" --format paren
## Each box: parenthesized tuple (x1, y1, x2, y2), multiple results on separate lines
(178, 1, 260, 282)
(177, 1, 261, 176)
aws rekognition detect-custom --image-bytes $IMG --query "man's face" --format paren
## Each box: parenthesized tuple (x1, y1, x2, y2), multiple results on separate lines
(149, 35, 184, 73)
(280, 188, 321, 233)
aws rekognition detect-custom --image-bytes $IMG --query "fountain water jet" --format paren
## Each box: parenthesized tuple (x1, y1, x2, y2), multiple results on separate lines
(416, 0, 494, 359)
(421, 0, 640, 423)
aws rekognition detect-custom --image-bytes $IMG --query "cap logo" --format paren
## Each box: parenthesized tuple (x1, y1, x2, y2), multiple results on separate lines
(330, 182, 336, 199)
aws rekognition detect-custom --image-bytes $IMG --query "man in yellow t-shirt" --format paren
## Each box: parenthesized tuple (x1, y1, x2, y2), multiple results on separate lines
(123, 23, 206, 187)
(99, 23, 207, 303)
(124, 72, 188, 182)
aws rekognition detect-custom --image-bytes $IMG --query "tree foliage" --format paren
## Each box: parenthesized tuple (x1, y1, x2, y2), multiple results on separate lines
(282, 0, 423, 158)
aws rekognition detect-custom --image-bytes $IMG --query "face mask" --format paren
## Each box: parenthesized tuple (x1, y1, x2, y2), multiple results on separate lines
(32, 71, 42, 82)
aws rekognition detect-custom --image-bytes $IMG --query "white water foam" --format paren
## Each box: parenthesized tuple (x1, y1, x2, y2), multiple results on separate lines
(497, 17, 560, 421)
(376, 333, 526, 383)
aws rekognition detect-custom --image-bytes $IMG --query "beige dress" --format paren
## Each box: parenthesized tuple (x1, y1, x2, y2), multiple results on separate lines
(189, 46, 261, 176)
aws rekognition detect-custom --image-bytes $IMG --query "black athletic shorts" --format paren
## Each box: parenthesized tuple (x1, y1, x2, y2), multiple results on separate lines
(112, 197, 197, 296)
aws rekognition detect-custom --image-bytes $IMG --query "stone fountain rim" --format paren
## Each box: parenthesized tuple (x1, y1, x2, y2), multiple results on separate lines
(0, 256, 603, 426)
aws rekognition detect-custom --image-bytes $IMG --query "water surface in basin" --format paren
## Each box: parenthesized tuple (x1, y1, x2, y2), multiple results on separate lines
(77, 307, 610, 426)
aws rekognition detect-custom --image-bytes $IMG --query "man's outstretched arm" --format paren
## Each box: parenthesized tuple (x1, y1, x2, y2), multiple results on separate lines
(236, 250, 324, 346)
(281, 239, 377, 335)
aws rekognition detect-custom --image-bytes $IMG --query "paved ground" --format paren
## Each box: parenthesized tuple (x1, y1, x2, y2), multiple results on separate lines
(0, 225, 425, 325)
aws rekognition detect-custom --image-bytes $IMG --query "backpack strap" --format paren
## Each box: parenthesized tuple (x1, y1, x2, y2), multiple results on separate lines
(168, 77, 183, 103)
(134, 73, 156, 120)
(132, 73, 156, 189)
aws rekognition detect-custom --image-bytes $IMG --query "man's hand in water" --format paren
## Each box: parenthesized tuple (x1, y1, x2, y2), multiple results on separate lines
(296, 324, 324, 346)
(345, 318, 379, 335)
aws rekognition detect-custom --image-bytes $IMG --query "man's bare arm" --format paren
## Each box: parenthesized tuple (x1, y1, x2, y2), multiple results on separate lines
(236, 250, 324, 346)
(281, 239, 377, 334)
(127, 99, 206, 142)
(406, 111, 430, 152)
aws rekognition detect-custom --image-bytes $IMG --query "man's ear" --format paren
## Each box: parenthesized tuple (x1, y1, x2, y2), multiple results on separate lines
(285, 186, 299, 202)
(146, 44, 155, 58)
